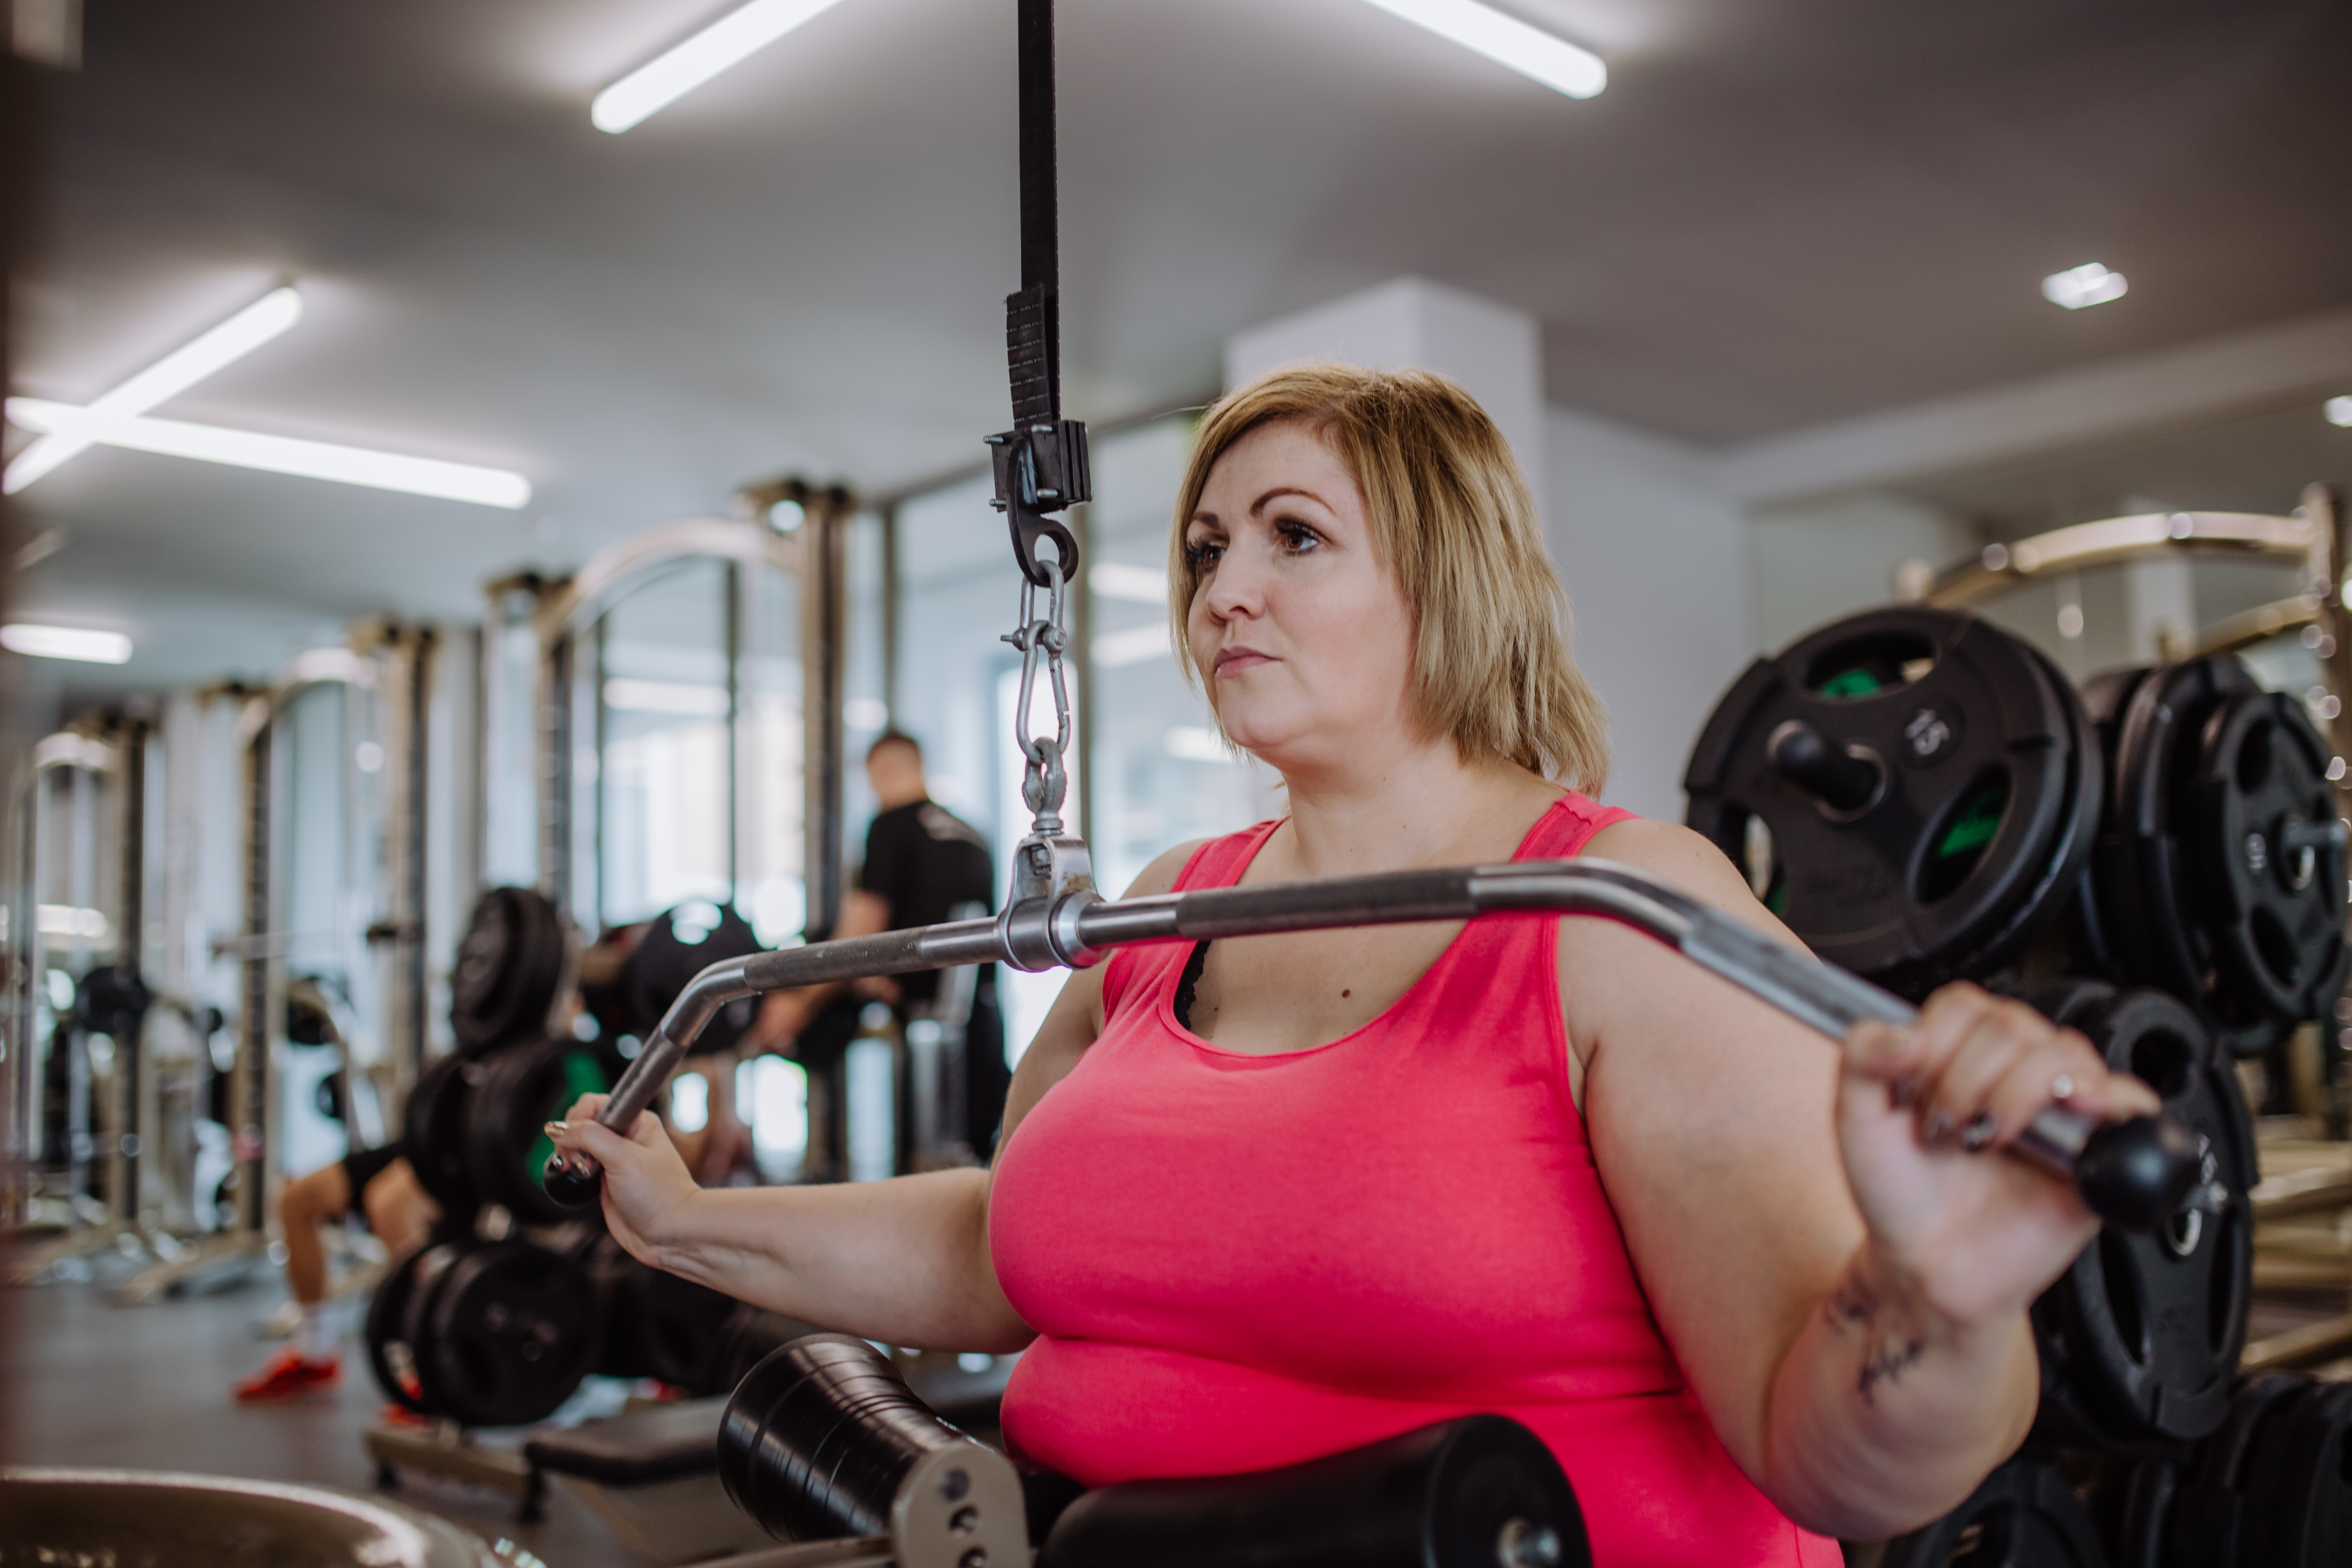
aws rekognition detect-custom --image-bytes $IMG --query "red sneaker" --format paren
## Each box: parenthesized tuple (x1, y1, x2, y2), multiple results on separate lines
(378, 1402, 435, 1430)
(234, 1347, 342, 1404)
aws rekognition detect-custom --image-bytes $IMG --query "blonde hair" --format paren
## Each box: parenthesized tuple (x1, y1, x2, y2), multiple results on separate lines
(1168, 363, 1609, 792)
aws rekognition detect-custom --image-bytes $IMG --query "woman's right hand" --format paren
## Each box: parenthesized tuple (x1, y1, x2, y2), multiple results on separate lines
(547, 1093, 700, 1264)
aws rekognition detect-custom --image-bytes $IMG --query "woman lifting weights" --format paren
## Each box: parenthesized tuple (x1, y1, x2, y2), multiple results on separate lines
(550, 365, 2159, 1565)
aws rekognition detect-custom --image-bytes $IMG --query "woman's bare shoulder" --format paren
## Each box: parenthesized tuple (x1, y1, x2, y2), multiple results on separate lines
(1579, 817, 1760, 916)
(1120, 838, 1210, 899)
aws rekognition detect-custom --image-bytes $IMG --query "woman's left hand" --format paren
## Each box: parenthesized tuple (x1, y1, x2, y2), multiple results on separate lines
(1839, 982, 2163, 1332)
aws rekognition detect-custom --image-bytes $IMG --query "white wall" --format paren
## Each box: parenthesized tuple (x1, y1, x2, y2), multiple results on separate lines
(1750, 492, 1979, 651)
(1541, 406, 1752, 821)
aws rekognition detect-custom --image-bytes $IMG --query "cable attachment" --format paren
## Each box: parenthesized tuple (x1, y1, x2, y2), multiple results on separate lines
(1001, 554, 1074, 831)
(986, 408, 1091, 588)
(995, 552, 1102, 970)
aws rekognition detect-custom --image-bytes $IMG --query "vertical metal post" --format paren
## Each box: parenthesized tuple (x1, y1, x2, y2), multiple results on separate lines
(803, 495, 848, 938)
(3, 764, 37, 1227)
(1072, 503, 1094, 842)
(386, 629, 434, 1080)
(540, 632, 574, 914)
(234, 710, 271, 1234)
(880, 503, 901, 721)
(114, 715, 147, 1223)
(725, 560, 743, 904)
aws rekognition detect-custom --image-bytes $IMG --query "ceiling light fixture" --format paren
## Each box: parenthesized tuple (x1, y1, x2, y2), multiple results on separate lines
(5, 399, 532, 509)
(5, 285, 303, 494)
(593, 0, 852, 133)
(1357, 0, 1606, 98)
(2327, 396, 2352, 429)
(2042, 262, 2128, 310)
(1, 623, 132, 664)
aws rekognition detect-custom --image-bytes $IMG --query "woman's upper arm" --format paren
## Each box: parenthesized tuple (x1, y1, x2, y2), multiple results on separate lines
(995, 839, 1207, 1150)
(1565, 818, 1863, 1482)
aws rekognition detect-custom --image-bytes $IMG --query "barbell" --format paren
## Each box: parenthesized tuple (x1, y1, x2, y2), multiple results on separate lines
(545, 855, 2208, 1231)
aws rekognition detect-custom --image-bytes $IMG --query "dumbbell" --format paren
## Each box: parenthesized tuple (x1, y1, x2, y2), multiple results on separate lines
(716, 1332, 1590, 1568)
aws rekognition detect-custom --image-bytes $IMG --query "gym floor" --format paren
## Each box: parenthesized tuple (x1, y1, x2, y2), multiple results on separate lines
(6, 1278, 657, 1568)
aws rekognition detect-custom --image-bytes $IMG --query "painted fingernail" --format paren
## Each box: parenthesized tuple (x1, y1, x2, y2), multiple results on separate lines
(1960, 1111, 1998, 1152)
(1890, 1076, 1921, 1109)
(544, 1121, 566, 1137)
(1924, 1110, 1955, 1141)
(2051, 1073, 2075, 1102)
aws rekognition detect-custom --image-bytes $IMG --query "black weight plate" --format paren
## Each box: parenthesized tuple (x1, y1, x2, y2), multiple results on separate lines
(460, 1039, 610, 1224)
(616, 1259, 739, 1393)
(2238, 1376, 2352, 1567)
(400, 1052, 479, 1215)
(1685, 606, 2091, 997)
(365, 1246, 432, 1413)
(2190, 689, 2351, 1031)
(395, 1240, 474, 1420)
(2027, 985, 2254, 1452)
(2097, 657, 2289, 1057)
(416, 1240, 600, 1430)
(451, 887, 568, 1054)
(2062, 668, 2159, 980)
(2153, 1373, 2313, 1568)
(1879, 1457, 2109, 1568)
(623, 902, 766, 1057)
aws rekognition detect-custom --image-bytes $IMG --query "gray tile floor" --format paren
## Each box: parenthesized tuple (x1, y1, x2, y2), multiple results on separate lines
(6, 1276, 664, 1568)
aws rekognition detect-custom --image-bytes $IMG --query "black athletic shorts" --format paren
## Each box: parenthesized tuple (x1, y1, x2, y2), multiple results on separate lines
(341, 1144, 402, 1212)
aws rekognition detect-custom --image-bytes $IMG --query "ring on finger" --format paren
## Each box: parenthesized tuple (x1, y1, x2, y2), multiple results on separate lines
(1959, 1111, 1998, 1152)
(2051, 1072, 2075, 1102)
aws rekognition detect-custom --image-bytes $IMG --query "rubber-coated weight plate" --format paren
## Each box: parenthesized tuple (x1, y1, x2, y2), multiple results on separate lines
(364, 1246, 432, 1413)
(607, 1256, 739, 1393)
(2190, 689, 2351, 1031)
(1874, 1458, 2109, 1568)
(395, 1240, 472, 1420)
(2140, 1373, 2314, 1568)
(451, 887, 567, 1054)
(415, 1240, 599, 1430)
(460, 1039, 609, 1224)
(2238, 1376, 2352, 1567)
(2020, 985, 2254, 1451)
(1685, 606, 2094, 997)
(622, 902, 766, 1056)
(400, 1053, 479, 1215)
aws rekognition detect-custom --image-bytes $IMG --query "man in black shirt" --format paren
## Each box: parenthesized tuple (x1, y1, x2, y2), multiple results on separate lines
(748, 732, 1007, 1174)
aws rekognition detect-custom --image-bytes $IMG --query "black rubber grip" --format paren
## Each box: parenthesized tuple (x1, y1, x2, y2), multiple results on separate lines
(2075, 1114, 2205, 1233)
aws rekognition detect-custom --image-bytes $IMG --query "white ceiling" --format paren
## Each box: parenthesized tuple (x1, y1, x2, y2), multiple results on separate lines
(8, 0, 2350, 705)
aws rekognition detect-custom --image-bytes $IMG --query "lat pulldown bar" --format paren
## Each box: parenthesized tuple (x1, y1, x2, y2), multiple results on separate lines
(544, 856, 2208, 1231)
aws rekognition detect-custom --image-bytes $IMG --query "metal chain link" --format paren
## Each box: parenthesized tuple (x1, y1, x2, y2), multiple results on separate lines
(1001, 553, 1073, 835)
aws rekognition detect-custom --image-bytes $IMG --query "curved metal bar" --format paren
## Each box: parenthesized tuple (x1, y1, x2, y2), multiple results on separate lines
(547, 859, 2176, 1217)
(531, 516, 804, 639)
(1913, 511, 2313, 608)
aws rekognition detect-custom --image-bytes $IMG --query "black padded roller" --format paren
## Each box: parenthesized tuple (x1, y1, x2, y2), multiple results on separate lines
(717, 1332, 989, 1541)
(1036, 1415, 1591, 1568)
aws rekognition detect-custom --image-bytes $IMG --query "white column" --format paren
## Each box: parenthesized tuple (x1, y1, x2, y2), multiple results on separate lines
(1224, 277, 1547, 516)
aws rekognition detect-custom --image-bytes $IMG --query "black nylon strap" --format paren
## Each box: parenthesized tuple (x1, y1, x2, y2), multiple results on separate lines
(1008, 0, 1059, 425)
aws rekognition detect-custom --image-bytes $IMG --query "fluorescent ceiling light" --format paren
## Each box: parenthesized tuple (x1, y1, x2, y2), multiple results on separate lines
(1093, 623, 1176, 669)
(593, 0, 851, 132)
(2327, 396, 2352, 429)
(5, 285, 302, 494)
(1357, 0, 1605, 98)
(2, 623, 132, 664)
(2042, 262, 2128, 310)
(604, 677, 731, 716)
(39, 905, 112, 940)
(6, 399, 531, 509)
(1090, 562, 1169, 603)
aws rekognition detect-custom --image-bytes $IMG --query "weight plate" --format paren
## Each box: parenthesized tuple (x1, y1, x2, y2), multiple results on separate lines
(414, 1240, 600, 1430)
(1879, 1457, 2109, 1568)
(364, 1246, 432, 1414)
(2022, 984, 2254, 1451)
(460, 1039, 609, 1225)
(451, 887, 568, 1054)
(623, 902, 767, 1056)
(2238, 1376, 2352, 1567)
(400, 1052, 480, 1215)
(2097, 658, 2292, 1057)
(604, 1253, 739, 1393)
(2189, 689, 2351, 1031)
(2140, 1373, 2313, 1568)
(1686, 606, 2095, 997)
(395, 1240, 473, 1420)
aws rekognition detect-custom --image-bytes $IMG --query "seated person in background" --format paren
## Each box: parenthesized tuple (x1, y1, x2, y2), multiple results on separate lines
(557, 365, 2159, 1564)
(233, 1143, 436, 1402)
(747, 730, 1004, 1171)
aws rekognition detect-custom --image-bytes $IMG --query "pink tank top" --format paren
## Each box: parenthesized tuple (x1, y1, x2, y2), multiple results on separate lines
(988, 795, 1840, 1567)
